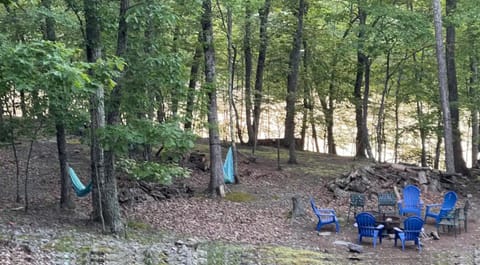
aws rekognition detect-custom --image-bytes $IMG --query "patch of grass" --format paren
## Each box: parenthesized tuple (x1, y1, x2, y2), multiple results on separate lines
(225, 191, 255, 203)
(201, 243, 337, 265)
(262, 246, 329, 265)
(201, 242, 249, 265)
(127, 220, 152, 230)
(43, 235, 75, 253)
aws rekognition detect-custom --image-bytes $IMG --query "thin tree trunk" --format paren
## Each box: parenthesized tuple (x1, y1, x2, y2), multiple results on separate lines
(285, 0, 305, 164)
(376, 51, 391, 162)
(300, 41, 309, 151)
(84, 0, 123, 233)
(202, 0, 224, 197)
(434, 117, 442, 169)
(226, 6, 239, 183)
(354, 4, 367, 159)
(42, 0, 74, 209)
(327, 77, 336, 154)
(362, 58, 374, 159)
(19, 91, 26, 117)
(185, 32, 202, 130)
(244, 0, 254, 145)
(446, 0, 468, 175)
(394, 70, 402, 164)
(470, 55, 479, 168)
(413, 51, 428, 167)
(103, 0, 128, 234)
(24, 120, 42, 211)
(416, 101, 428, 167)
(252, 0, 271, 154)
(432, 0, 455, 173)
(5, 102, 21, 203)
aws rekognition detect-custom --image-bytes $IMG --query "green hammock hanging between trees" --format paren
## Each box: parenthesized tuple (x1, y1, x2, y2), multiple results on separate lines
(68, 166, 92, 197)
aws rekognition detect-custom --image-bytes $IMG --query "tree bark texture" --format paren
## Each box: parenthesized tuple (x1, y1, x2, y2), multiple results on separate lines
(376, 50, 391, 162)
(244, 0, 254, 145)
(42, 0, 74, 210)
(394, 71, 401, 164)
(446, 0, 468, 175)
(300, 41, 309, 150)
(362, 57, 374, 159)
(412, 52, 428, 167)
(284, 0, 305, 164)
(325, 71, 337, 154)
(252, 0, 271, 150)
(202, 0, 224, 196)
(226, 6, 239, 183)
(354, 5, 367, 159)
(470, 55, 479, 168)
(103, 0, 129, 234)
(84, 0, 123, 233)
(432, 0, 455, 173)
(185, 32, 202, 130)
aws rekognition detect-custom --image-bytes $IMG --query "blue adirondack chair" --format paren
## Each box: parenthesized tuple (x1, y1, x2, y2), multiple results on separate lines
(424, 191, 458, 228)
(394, 216, 424, 252)
(398, 185, 423, 217)
(310, 198, 340, 233)
(355, 212, 384, 248)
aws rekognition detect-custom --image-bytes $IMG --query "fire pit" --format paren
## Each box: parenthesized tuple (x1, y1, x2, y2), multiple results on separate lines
(370, 211, 402, 235)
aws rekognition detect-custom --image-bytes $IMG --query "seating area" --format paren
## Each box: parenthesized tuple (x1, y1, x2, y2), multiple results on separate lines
(398, 185, 423, 217)
(355, 212, 384, 248)
(310, 197, 340, 233)
(310, 185, 465, 252)
(424, 191, 458, 228)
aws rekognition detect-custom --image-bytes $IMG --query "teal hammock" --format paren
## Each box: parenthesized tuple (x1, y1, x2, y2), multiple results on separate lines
(223, 147, 234, 184)
(68, 167, 92, 197)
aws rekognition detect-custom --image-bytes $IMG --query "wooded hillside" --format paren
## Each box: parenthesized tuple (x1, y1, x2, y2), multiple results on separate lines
(1, 0, 479, 232)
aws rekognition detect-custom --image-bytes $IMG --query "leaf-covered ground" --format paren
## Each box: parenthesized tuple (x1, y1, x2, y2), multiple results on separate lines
(0, 138, 479, 264)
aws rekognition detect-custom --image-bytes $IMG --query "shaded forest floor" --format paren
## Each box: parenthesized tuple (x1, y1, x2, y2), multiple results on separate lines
(0, 137, 480, 264)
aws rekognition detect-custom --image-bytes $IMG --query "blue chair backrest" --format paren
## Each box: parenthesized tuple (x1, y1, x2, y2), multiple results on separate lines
(356, 212, 377, 237)
(439, 191, 458, 217)
(403, 185, 421, 208)
(403, 216, 424, 240)
(310, 198, 321, 217)
(442, 191, 457, 209)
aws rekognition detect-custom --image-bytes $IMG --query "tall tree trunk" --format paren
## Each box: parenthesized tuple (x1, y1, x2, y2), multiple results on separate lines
(394, 70, 402, 163)
(244, 0, 254, 145)
(326, 72, 337, 155)
(225, 6, 239, 183)
(184, 32, 202, 130)
(412, 51, 428, 167)
(376, 50, 391, 162)
(354, 4, 367, 159)
(104, 0, 128, 234)
(42, 0, 74, 209)
(434, 117, 442, 169)
(252, 0, 271, 154)
(284, 0, 305, 164)
(432, 0, 455, 173)
(317, 10, 355, 155)
(446, 0, 468, 175)
(300, 41, 309, 150)
(170, 26, 181, 118)
(470, 55, 479, 168)
(362, 57, 374, 159)
(202, 0, 224, 197)
(416, 101, 428, 167)
(84, 0, 123, 233)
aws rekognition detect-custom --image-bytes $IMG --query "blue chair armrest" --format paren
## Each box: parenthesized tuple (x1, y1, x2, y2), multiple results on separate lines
(425, 203, 442, 211)
(318, 208, 336, 214)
